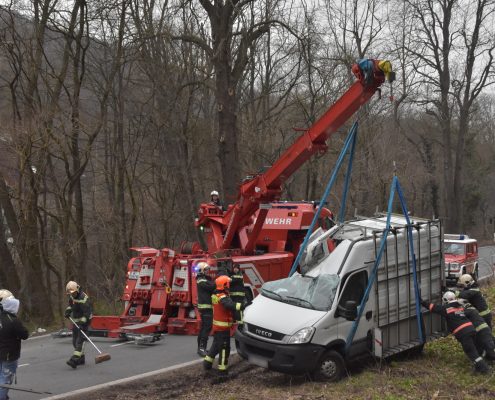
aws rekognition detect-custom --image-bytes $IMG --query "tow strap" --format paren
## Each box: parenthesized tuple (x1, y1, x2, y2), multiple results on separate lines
(288, 121, 359, 277)
(344, 174, 425, 353)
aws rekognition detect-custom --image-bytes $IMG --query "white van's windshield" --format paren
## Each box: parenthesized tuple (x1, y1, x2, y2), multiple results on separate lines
(261, 274, 340, 311)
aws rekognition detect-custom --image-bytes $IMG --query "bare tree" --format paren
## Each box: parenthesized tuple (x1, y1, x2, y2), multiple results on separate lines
(405, 0, 495, 231)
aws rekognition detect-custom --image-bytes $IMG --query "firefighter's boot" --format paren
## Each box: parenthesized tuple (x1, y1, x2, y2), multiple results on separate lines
(66, 356, 78, 369)
(203, 356, 213, 371)
(474, 358, 490, 374)
(77, 355, 85, 365)
(197, 339, 207, 357)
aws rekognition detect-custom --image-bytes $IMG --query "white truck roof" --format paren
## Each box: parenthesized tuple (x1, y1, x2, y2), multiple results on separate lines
(443, 234, 477, 244)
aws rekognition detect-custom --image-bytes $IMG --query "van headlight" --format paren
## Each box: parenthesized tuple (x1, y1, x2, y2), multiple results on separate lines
(288, 327, 315, 344)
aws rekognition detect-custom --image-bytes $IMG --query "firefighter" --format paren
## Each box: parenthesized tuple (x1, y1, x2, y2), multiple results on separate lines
(458, 299, 495, 361)
(65, 281, 92, 369)
(456, 274, 492, 329)
(0, 291, 29, 400)
(196, 262, 216, 357)
(421, 291, 490, 374)
(203, 275, 245, 376)
(230, 264, 246, 325)
(209, 190, 225, 212)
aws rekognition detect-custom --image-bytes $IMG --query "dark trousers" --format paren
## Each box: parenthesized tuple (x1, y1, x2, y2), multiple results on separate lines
(457, 331, 481, 363)
(71, 324, 87, 358)
(197, 309, 213, 349)
(475, 328, 495, 360)
(482, 312, 492, 330)
(203, 330, 230, 371)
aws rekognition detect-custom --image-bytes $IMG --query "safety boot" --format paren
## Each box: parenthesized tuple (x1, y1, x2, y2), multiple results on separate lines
(474, 359, 491, 374)
(197, 338, 208, 357)
(77, 355, 85, 365)
(203, 360, 212, 371)
(66, 357, 78, 369)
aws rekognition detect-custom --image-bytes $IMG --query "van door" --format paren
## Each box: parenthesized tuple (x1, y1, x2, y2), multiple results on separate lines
(336, 268, 374, 358)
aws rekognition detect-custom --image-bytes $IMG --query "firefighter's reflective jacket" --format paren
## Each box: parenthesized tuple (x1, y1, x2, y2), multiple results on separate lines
(456, 286, 491, 318)
(464, 304, 490, 332)
(426, 300, 475, 338)
(66, 290, 92, 324)
(196, 273, 216, 310)
(211, 291, 243, 332)
(229, 271, 245, 299)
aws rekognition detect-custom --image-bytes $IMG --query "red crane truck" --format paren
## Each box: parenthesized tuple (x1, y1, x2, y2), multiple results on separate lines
(88, 59, 395, 341)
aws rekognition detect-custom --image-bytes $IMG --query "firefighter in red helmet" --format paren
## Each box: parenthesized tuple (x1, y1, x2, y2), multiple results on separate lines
(203, 275, 245, 376)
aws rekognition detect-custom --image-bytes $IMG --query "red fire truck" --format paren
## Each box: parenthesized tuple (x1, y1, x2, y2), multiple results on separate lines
(88, 59, 394, 340)
(444, 234, 479, 286)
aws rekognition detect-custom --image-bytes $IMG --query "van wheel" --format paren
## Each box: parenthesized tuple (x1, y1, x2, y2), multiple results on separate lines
(312, 350, 346, 382)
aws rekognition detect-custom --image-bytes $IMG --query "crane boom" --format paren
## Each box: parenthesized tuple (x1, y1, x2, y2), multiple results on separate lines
(196, 59, 394, 252)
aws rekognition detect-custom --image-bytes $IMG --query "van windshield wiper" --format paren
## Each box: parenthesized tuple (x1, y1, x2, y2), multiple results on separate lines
(285, 296, 315, 309)
(261, 288, 283, 300)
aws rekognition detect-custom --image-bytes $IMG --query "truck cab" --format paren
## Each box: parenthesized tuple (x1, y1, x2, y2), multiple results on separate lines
(443, 234, 479, 286)
(235, 215, 445, 381)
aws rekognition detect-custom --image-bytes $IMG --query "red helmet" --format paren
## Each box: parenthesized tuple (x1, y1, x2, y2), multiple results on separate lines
(215, 275, 231, 291)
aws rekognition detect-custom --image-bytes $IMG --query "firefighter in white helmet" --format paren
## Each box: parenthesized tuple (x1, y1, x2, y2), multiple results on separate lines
(209, 190, 225, 212)
(195, 262, 216, 357)
(456, 274, 492, 329)
(65, 281, 92, 369)
(420, 291, 490, 374)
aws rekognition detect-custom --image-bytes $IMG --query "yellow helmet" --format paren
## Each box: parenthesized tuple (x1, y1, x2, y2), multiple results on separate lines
(0, 289, 13, 301)
(66, 281, 79, 294)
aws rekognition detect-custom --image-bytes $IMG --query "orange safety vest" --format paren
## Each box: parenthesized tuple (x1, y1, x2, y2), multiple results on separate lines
(212, 292, 234, 332)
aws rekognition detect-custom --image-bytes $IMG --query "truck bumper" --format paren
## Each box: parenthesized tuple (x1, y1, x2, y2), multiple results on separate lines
(235, 329, 325, 374)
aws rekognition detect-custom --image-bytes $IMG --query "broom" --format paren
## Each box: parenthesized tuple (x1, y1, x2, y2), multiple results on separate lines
(69, 317, 111, 364)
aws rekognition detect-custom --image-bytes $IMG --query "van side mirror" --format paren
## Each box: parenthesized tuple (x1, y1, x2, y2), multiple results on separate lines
(343, 300, 358, 321)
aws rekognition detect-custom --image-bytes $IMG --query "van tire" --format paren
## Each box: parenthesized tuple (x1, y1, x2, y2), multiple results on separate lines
(312, 350, 346, 382)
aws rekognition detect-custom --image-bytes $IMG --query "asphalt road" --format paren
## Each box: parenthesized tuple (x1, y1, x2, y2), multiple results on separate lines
(8, 245, 495, 400)
(11, 333, 202, 400)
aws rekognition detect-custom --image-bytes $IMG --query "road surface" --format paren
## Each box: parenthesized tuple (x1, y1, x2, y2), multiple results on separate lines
(11, 333, 201, 400)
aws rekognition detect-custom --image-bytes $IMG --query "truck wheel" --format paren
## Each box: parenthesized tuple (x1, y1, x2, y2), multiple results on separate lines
(312, 350, 346, 382)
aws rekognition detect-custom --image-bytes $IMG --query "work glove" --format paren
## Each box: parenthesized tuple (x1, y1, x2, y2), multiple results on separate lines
(64, 308, 72, 319)
(420, 299, 429, 309)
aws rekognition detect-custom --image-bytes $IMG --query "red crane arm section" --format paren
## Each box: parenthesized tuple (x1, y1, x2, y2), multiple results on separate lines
(262, 79, 381, 189)
(195, 59, 393, 251)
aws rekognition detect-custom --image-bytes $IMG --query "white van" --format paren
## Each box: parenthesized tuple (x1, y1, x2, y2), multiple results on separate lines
(235, 214, 446, 381)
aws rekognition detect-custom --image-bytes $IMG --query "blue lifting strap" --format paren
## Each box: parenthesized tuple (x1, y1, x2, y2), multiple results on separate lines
(288, 121, 359, 277)
(344, 175, 425, 354)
